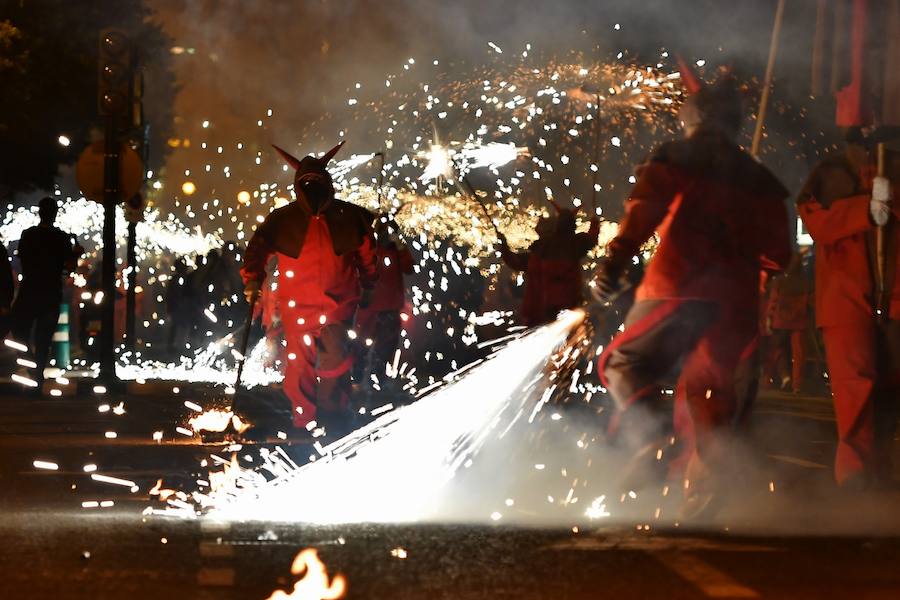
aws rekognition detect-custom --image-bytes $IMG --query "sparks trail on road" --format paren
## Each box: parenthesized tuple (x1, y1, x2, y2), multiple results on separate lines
(150, 310, 615, 525)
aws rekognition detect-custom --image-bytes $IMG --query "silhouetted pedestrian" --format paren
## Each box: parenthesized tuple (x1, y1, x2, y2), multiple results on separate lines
(10, 197, 83, 387)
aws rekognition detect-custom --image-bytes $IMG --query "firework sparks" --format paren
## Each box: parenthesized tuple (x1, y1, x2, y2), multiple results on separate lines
(155, 311, 584, 523)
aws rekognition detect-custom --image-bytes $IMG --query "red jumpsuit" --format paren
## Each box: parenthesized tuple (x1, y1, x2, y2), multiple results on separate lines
(355, 242, 414, 374)
(501, 217, 599, 326)
(599, 130, 792, 469)
(500, 239, 547, 326)
(798, 149, 900, 485)
(242, 195, 377, 428)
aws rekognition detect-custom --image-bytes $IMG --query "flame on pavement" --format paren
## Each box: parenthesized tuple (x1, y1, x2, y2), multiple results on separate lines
(266, 548, 347, 600)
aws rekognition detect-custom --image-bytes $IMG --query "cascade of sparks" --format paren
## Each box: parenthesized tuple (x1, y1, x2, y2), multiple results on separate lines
(61, 45, 679, 388)
(53, 43, 689, 527)
(154, 310, 587, 523)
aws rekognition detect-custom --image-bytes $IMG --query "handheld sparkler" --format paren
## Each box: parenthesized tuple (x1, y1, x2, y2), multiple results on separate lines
(449, 156, 503, 239)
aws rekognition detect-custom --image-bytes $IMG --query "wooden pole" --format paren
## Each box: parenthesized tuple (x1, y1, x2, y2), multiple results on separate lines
(751, 0, 787, 157)
(877, 142, 887, 317)
(811, 0, 827, 96)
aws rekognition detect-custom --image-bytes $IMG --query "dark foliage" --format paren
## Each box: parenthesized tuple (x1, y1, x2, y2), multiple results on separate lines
(0, 0, 176, 198)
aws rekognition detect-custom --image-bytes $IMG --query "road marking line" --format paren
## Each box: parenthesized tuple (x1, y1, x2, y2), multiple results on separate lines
(767, 454, 828, 469)
(196, 567, 235, 587)
(656, 552, 759, 598)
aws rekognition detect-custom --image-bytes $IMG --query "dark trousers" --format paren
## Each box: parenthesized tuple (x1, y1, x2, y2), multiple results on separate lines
(600, 299, 753, 465)
(10, 298, 58, 384)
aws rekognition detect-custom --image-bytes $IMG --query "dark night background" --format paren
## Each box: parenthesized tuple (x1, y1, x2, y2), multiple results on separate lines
(1, 0, 836, 218)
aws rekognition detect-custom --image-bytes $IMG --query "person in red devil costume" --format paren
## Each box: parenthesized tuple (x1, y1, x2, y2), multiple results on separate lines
(242, 141, 377, 436)
(797, 126, 900, 488)
(498, 215, 554, 327)
(763, 250, 812, 393)
(499, 206, 599, 326)
(353, 216, 414, 382)
(594, 63, 792, 514)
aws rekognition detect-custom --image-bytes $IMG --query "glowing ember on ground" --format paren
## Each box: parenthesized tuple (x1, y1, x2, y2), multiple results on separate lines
(188, 408, 250, 434)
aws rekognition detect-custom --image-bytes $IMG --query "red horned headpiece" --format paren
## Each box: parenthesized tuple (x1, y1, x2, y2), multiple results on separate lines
(676, 56, 742, 137)
(676, 54, 704, 95)
(272, 141, 345, 183)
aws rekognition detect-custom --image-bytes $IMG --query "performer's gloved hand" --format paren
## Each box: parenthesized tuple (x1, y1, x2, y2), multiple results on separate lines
(871, 176, 892, 226)
(592, 257, 626, 304)
(244, 279, 261, 303)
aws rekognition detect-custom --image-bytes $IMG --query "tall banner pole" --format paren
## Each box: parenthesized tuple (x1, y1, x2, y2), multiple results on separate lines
(751, 0, 787, 157)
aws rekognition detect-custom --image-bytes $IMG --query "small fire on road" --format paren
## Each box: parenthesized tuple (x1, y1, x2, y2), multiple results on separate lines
(266, 548, 346, 600)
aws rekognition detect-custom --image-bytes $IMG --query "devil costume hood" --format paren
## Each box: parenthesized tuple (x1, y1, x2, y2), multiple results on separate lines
(246, 141, 377, 263)
(241, 141, 377, 288)
(603, 58, 792, 307)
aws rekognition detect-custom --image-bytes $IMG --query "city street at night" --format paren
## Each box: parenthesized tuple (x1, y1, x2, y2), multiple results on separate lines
(3, 0, 900, 598)
(3, 384, 900, 599)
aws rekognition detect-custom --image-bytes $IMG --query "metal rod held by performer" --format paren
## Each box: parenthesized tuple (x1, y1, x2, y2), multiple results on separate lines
(449, 156, 502, 237)
(234, 294, 259, 391)
(589, 93, 602, 213)
(877, 142, 887, 318)
(375, 151, 386, 211)
(460, 174, 502, 237)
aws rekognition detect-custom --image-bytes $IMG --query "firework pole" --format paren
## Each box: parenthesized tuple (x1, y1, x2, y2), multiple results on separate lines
(375, 151, 386, 211)
(751, 0, 786, 157)
(589, 93, 602, 213)
(459, 173, 502, 238)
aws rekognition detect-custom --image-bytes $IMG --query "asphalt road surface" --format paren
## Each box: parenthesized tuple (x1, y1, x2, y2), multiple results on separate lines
(2, 383, 900, 599)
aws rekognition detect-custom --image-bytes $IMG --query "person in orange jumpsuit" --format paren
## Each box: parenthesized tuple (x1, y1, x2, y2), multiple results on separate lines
(797, 127, 900, 487)
(595, 66, 792, 513)
(242, 142, 377, 436)
(353, 217, 414, 382)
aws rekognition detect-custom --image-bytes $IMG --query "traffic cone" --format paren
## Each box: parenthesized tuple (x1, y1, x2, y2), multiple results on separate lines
(52, 303, 70, 370)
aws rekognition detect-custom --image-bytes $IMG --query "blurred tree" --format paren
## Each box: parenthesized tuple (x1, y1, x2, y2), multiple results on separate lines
(0, 0, 176, 200)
